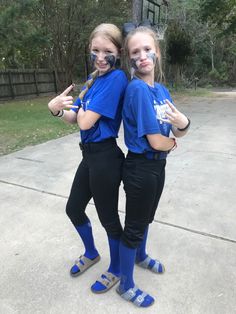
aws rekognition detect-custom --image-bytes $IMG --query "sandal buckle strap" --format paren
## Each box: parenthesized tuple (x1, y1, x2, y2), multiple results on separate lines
(119, 286, 138, 301)
(133, 292, 147, 307)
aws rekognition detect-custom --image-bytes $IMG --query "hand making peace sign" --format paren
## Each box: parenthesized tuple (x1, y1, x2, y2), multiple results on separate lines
(48, 84, 78, 114)
(160, 99, 189, 130)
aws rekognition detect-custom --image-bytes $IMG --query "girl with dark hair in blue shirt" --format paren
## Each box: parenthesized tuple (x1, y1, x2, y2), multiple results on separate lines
(48, 23, 128, 294)
(116, 26, 190, 307)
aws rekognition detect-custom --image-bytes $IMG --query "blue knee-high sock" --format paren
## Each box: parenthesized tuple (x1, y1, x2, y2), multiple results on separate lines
(136, 226, 163, 272)
(118, 241, 155, 307)
(136, 226, 149, 262)
(119, 241, 136, 291)
(107, 237, 120, 276)
(75, 221, 99, 260)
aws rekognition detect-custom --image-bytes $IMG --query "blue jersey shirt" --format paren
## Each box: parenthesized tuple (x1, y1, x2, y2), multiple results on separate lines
(72, 69, 128, 143)
(122, 77, 173, 154)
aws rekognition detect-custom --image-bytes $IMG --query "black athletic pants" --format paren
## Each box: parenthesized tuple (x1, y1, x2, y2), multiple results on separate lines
(66, 138, 124, 239)
(121, 151, 166, 248)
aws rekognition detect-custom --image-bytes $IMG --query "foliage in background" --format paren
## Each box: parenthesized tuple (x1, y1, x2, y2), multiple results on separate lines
(200, 0, 236, 35)
(198, 0, 236, 85)
(165, 0, 236, 86)
(0, 0, 235, 87)
(166, 23, 192, 86)
(0, 0, 49, 69)
(0, 0, 131, 88)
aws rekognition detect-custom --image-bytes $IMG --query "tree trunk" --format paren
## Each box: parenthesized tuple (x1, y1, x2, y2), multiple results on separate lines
(210, 41, 214, 71)
(84, 45, 89, 80)
(172, 64, 181, 87)
(132, 0, 142, 24)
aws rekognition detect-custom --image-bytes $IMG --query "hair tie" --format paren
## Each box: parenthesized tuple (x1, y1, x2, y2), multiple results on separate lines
(122, 22, 137, 37)
(122, 20, 153, 37)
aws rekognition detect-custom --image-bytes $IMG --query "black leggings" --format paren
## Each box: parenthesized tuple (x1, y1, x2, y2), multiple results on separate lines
(66, 139, 124, 239)
(121, 152, 166, 248)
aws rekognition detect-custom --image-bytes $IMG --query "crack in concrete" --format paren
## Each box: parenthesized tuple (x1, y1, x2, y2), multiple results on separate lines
(1, 179, 235, 245)
(119, 209, 236, 244)
(154, 219, 236, 244)
(15, 157, 44, 163)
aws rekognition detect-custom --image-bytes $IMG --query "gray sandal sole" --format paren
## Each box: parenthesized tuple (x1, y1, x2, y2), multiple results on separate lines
(70, 255, 101, 277)
(91, 271, 120, 294)
(136, 256, 165, 273)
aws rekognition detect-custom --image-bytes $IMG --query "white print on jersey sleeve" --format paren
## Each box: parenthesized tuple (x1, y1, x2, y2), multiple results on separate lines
(81, 99, 91, 110)
(153, 100, 171, 124)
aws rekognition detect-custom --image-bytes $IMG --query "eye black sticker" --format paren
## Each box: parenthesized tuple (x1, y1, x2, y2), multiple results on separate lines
(104, 55, 116, 67)
(130, 52, 156, 70)
(130, 58, 139, 70)
(90, 53, 97, 64)
(146, 52, 156, 63)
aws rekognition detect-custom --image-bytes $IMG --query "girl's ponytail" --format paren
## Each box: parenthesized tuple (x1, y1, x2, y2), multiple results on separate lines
(78, 70, 99, 101)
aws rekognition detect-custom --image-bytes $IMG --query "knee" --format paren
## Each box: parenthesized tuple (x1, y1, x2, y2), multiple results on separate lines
(121, 222, 147, 249)
(65, 200, 74, 219)
(65, 200, 87, 226)
(102, 220, 123, 239)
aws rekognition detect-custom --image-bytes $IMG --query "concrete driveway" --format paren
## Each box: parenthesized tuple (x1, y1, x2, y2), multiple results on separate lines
(0, 91, 236, 314)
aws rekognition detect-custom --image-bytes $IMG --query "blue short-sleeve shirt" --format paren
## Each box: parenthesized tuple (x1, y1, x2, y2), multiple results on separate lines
(122, 77, 173, 153)
(72, 69, 128, 143)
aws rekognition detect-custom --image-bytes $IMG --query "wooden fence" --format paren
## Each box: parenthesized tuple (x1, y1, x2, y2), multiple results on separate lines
(0, 69, 66, 100)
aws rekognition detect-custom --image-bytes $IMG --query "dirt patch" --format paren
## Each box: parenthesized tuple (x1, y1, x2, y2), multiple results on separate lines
(212, 89, 236, 98)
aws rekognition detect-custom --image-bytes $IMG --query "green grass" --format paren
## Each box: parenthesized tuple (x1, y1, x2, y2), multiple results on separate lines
(0, 96, 79, 156)
(0, 88, 213, 156)
(170, 87, 214, 97)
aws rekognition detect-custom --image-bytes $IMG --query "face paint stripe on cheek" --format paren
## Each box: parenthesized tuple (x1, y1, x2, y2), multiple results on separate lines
(104, 55, 116, 67)
(146, 52, 157, 63)
(131, 58, 139, 70)
(90, 53, 97, 65)
(130, 51, 156, 70)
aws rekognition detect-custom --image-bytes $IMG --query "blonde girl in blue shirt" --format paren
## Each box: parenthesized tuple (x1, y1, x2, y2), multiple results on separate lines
(48, 24, 128, 294)
(117, 25, 190, 307)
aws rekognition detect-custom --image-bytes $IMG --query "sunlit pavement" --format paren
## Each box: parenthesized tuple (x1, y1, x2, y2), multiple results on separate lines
(1, 91, 236, 314)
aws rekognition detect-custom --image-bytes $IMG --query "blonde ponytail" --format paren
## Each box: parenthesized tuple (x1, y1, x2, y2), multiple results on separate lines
(78, 70, 99, 101)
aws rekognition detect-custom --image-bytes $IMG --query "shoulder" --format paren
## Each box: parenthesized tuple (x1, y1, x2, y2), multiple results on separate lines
(156, 83, 171, 97)
(107, 69, 128, 81)
(124, 79, 152, 110)
(126, 78, 149, 94)
(97, 70, 128, 89)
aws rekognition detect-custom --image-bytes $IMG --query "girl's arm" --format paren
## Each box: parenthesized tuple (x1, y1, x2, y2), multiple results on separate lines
(77, 108, 101, 130)
(147, 134, 176, 151)
(60, 110, 78, 124)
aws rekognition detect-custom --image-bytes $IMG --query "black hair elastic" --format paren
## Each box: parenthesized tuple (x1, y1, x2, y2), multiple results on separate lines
(122, 20, 153, 37)
(138, 20, 153, 28)
(50, 109, 64, 117)
(122, 22, 137, 37)
(177, 118, 191, 131)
